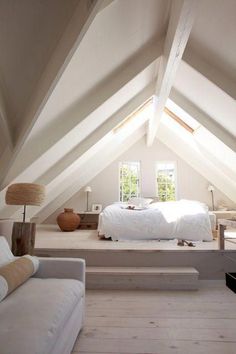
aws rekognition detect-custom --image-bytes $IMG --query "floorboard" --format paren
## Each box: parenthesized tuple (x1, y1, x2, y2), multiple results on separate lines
(72, 287, 236, 354)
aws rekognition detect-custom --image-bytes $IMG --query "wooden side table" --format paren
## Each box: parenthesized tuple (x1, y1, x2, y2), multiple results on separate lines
(11, 222, 36, 256)
(218, 219, 236, 250)
(213, 211, 236, 224)
(77, 212, 100, 230)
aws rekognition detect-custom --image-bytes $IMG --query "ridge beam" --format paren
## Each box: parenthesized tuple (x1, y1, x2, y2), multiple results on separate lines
(147, 0, 197, 146)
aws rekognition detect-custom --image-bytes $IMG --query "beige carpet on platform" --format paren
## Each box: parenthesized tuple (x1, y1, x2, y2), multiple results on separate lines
(35, 224, 236, 250)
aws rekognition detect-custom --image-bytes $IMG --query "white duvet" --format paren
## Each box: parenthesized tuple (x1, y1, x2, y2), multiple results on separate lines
(98, 200, 213, 241)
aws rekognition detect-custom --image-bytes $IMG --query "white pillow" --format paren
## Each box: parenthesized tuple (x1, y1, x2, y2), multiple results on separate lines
(0, 237, 14, 267)
(128, 197, 153, 208)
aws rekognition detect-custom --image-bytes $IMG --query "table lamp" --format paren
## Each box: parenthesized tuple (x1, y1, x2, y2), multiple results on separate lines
(5, 183, 45, 255)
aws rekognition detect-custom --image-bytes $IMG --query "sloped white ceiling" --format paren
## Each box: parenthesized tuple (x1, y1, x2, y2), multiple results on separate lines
(187, 0, 236, 83)
(173, 61, 236, 138)
(0, 0, 235, 222)
(0, 0, 80, 134)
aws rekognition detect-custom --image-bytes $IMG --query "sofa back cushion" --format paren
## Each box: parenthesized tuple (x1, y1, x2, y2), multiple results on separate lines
(0, 255, 39, 302)
(0, 237, 14, 267)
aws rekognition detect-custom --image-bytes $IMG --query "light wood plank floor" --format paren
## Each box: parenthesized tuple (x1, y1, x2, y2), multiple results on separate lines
(73, 286, 236, 354)
(35, 224, 236, 250)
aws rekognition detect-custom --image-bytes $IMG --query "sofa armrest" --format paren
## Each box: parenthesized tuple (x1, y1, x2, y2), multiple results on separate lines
(33, 257, 85, 284)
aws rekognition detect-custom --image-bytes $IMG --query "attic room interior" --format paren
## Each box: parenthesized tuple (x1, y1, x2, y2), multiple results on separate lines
(0, 0, 236, 353)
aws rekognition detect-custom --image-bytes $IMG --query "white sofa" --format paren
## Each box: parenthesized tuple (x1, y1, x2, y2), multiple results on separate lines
(0, 219, 14, 247)
(0, 237, 85, 354)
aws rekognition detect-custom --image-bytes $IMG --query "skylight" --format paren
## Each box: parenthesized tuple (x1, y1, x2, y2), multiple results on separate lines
(165, 99, 200, 131)
(113, 97, 153, 135)
(162, 98, 236, 179)
(164, 107, 194, 133)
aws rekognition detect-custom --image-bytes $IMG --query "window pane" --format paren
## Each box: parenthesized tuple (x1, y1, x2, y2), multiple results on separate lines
(119, 162, 140, 202)
(156, 162, 176, 202)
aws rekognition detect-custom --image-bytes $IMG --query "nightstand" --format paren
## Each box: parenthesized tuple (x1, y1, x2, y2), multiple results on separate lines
(218, 219, 236, 250)
(213, 211, 236, 224)
(77, 212, 100, 230)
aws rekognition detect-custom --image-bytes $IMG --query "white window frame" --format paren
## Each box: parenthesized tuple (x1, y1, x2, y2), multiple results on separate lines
(119, 161, 141, 202)
(156, 161, 177, 201)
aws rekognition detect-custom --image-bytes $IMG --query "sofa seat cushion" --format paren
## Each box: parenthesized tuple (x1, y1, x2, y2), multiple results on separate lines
(0, 278, 85, 354)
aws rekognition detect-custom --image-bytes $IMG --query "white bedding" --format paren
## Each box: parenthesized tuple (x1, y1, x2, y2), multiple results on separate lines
(98, 200, 213, 241)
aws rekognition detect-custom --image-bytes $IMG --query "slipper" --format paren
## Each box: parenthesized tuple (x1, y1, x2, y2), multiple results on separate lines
(177, 240, 196, 247)
(187, 241, 196, 247)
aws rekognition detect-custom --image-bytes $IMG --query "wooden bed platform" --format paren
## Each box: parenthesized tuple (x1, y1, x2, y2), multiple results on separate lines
(35, 225, 236, 281)
(35, 224, 236, 251)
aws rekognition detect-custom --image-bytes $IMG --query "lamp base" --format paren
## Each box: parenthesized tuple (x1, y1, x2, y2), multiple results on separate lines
(11, 222, 36, 256)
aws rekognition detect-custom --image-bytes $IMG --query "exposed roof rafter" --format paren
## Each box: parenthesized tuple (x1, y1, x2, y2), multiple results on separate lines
(0, 88, 13, 150)
(146, 0, 197, 146)
(1, 38, 163, 189)
(0, 83, 154, 217)
(0, 0, 103, 188)
(170, 88, 236, 152)
(31, 129, 145, 223)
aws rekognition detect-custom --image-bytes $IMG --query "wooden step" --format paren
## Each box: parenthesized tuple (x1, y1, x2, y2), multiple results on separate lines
(86, 266, 199, 290)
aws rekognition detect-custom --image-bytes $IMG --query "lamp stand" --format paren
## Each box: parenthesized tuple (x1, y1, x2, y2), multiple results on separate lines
(211, 190, 215, 211)
(23, 204, 26, 223)
(86, 192, 89, 212)
(12, 222, 36, 256)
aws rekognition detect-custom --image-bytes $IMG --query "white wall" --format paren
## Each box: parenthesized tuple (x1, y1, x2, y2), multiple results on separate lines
(46, 137, 235, 223)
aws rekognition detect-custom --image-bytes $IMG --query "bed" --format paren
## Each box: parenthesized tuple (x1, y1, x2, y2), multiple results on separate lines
(98, 199, 213, 242)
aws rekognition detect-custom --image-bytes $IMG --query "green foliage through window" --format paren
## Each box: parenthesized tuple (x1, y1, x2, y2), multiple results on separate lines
(119, 162, 140, 202)
(156, 163, 176, 202)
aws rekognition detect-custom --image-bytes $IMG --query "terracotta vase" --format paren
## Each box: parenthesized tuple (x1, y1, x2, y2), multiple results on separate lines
(57, 208, 80, 231)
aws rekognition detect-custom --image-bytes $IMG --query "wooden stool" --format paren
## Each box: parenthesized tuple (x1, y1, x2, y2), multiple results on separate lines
(12, 222, 36, 256)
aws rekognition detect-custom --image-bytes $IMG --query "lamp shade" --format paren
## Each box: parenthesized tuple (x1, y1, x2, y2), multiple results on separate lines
(5, 183, 45, 206)
(84, 186, 92, 193)
(207, 185, 215, 192)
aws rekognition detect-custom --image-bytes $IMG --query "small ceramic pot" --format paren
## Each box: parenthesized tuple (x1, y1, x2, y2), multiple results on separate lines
(57, 208, 80, 231)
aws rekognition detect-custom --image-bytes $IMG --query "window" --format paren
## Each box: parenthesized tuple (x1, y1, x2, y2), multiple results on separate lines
(156, 162, 176, 202)
(119, 161, 140, 202)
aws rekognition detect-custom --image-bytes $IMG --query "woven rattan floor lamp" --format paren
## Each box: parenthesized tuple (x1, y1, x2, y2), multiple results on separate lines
(5, 183, 45, 256)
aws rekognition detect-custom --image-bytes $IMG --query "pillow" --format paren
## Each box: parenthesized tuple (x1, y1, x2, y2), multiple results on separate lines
(0, 255, 39, 302)
(150, 197, 159, 203)
(0, 236, 14, 267)
(128, 197, 153, 208)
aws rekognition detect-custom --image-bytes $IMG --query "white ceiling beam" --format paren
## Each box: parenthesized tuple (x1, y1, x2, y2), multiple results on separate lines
(25, 88, 152, 219)
(170, 88, 236, 152)
(38, 122, 236, 222)
(37, 84, 154, 186)
(32, 128, 145, 223)
(158, 122, 236, 203)
(1, 38, 162, 188)
(147, 0, 197, 146)
(99, 0, 114, 12)
(0, 83, 154, 218)
(183, 47, 236, 101)
(0, 88, 13, 150)
(0, 83, 14, 182)
(0, 0, 103, 187)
